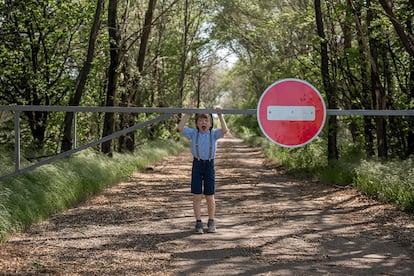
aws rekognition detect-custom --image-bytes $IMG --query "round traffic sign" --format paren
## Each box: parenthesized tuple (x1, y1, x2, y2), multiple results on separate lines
(257, 78, 326, 148)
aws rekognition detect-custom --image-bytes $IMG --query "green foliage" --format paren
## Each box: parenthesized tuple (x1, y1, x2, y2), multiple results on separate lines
(0, 139, 186, 241)
(318, 160, 357, 186)
(0, 0, 413, 159)
(0, 0, 98, 149)
(227, 114, 260, 138)
(0, 111, 14, 152)
(354, 159, 414, 211)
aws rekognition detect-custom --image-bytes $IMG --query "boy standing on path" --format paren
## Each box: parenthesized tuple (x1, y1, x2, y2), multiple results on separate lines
(177, 105, 228, 234)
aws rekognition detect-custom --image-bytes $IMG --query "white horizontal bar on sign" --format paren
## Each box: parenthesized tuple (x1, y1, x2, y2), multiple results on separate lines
(267, 106, 316, 121)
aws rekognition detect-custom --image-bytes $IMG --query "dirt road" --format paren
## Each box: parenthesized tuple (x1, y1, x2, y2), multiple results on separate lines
(1, 136, 414, 275)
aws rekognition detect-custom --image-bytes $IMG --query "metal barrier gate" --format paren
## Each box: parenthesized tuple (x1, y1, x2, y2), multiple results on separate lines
(0, 105, 414, 181)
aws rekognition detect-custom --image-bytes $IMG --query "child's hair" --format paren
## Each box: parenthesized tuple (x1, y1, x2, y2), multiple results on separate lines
(195, 113, 214, 130)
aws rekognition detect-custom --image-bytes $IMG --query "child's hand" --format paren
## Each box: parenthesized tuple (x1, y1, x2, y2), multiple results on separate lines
(188, 100, 195, 109)
(215, 106, 223, 114)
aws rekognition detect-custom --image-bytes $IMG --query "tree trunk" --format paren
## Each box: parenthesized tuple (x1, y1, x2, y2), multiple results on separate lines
(348, 0, 387, 158)
(314, 0, 338, 160)
(405, 5, 414, 157)
(178, 0, 189, 105)
(102, 0, 120, 155)
(61, 0, 104, 152)
(137, 0, 157, 73)
(351, 3, 375, 156)
(26, 109, 48, 149)
(367, 1, 387, 158)
(408, 56, 414, 157)
(119, 0, 157, 153)
(341, 10, 359, 143)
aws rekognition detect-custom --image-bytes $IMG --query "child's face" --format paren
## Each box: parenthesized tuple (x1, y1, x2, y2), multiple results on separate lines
(196, 115, 212, 133)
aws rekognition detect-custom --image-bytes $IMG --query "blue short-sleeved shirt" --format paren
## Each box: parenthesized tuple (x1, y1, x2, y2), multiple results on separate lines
(182, 126, 224, 160)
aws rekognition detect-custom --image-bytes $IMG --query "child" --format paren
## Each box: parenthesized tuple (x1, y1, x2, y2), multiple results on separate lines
(177, 105, 228, 233)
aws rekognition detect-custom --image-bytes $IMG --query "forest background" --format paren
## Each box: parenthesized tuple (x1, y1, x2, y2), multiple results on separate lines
(0, 0, 414, 240)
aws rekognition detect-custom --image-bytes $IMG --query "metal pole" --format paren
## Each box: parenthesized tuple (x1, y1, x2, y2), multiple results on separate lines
(14, 111, 20, 172)
(1, 105, 414, 116)
(73, 112, 77, 149)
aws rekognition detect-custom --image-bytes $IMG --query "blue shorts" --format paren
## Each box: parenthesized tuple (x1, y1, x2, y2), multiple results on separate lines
(191, 158, 215, 195)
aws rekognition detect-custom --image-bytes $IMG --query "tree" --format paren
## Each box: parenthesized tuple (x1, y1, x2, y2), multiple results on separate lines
(314, 0, 338, 160)
(102, 0, 121, 155)
(378, 0, 414, 157)
(61, 0, 104, 152)
(0, 0, 91, 150)
(118, 0, 158, 152)
(3, 0, 414, 161)
(378, 0, 414, 58)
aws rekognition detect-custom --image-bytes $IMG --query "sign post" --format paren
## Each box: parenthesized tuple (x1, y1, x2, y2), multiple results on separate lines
(257, 78, 326, 148)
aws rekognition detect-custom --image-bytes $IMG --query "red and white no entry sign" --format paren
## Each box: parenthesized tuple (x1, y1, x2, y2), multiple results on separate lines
(257, 78, 326, 148)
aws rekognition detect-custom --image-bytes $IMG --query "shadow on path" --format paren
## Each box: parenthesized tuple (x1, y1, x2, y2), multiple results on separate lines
(0, 136, 413, 275)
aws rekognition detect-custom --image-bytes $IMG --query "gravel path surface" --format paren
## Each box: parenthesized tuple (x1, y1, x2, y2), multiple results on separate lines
(1, 136, 413, 275)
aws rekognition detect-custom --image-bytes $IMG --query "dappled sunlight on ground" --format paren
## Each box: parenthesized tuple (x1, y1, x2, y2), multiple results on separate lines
(0, 136, 413, 275)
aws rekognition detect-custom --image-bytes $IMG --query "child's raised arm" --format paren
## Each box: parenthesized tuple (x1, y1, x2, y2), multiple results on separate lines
(177, 113, 191, 133)
(177, 101, 194, 133)
(215, 106, 228, 136)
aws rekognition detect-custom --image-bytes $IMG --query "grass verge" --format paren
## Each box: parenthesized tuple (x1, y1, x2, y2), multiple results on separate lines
(235, 126, 414, 212)
(0, 139, 186, 241)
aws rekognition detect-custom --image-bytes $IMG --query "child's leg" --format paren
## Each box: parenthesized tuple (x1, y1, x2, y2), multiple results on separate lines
(193, 194, 203, 221)
(205, 194, 216, 220)
(191, 159, 203, 221)
(204, 161, 216, 221)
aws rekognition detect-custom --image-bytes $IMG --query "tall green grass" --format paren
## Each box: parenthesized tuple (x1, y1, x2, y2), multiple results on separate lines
(354, 159, 414, 211)
(234, 123, 414, 212)
(0, 139, 186, 241)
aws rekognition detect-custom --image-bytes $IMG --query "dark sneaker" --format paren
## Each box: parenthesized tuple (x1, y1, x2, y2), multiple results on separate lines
(195, 221, 203, 234)
(207, 219, 216, 233)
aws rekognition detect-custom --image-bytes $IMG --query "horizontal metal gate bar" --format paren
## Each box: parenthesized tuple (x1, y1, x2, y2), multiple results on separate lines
(0, 113, 173, 182)
(1, 105, 414, 116)
(1, 105, 414, 182)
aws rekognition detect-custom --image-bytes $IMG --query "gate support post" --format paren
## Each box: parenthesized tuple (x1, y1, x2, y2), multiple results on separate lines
(73, 112, 77, 149)
(14, 111, 20, 173)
